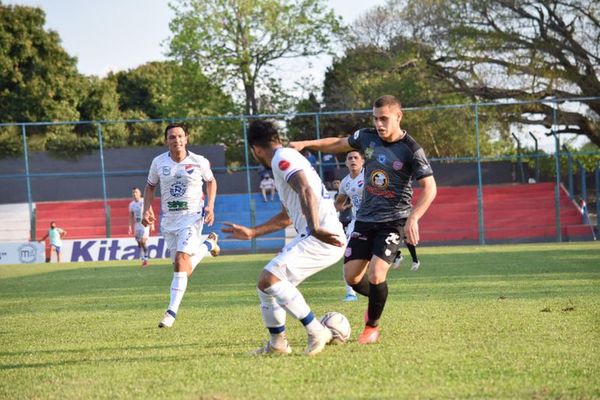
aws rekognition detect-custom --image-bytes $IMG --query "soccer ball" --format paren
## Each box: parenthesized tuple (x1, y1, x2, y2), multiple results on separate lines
(319, 312, 351, 344)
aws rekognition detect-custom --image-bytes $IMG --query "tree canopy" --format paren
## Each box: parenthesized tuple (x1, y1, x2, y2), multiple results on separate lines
(167, 0, 344, 115)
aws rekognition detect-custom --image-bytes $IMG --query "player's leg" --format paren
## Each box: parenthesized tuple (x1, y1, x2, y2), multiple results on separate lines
(54, 245, 61, 263)
(344, 221, 373, 297)
(158, 230, 188, 328)
(343, 220, 357, 301)
(254, 234, 344, 355)
(188, 221, 220, 273)
(406, 242, 420, 271)
(358, 222, 403, 344)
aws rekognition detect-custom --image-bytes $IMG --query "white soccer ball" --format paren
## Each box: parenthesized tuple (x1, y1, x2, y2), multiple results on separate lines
(319, 312, 351, 344)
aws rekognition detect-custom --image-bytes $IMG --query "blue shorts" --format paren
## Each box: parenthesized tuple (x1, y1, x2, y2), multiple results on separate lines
(51, 244, 61, 253)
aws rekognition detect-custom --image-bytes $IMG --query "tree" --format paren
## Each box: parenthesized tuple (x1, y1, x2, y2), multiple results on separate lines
(167, 0, 344, 115)
(403, 0, 600, 146)
(0, 4, 84, 155)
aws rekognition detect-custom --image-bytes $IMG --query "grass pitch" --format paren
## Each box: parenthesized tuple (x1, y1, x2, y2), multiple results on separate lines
(0, 242, 599, 399)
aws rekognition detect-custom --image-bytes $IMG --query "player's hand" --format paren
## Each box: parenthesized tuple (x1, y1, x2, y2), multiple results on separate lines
(204, 205, 215, 226)
(311, 227, 344, 247)
(142, 209, 155, 227)
(288, 141, 306, 152)
(221, 222, 255, 240)
(405, 217, 419, 246)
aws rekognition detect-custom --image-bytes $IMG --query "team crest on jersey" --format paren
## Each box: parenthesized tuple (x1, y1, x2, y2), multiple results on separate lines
(357, 180, 364, 187)
(393, 161, 404, 170)
(365, 146, 374, 160)
(377, 154, 387, 164)
(185, 164, 194, 174)
(161, 166, 171, 176)
(278, 159, 290, 170)
(370, 169, 389, 189)
(170, 181, 187, 197)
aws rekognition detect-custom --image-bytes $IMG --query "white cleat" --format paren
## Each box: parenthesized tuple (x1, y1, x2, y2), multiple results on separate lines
(391, 254, 404, 270)
(410, 261, 421, 272)
(304, 328, 333, 356)
(251, 340, 292, 356)
(158, 311, 175, 328)
(206, 232, 220, 257)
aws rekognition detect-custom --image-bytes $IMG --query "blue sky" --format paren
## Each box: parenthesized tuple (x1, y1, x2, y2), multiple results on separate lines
(5, 0, 384, 77)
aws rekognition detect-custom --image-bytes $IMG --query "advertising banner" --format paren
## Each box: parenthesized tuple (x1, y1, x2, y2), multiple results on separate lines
(0, 242, 45, 265)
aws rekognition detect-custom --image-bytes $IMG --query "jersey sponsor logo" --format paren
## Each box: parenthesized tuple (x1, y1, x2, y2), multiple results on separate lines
(393, 161, 404, 170)
(169, 181, 187, 197)
(161, 166, 171, 176)
(365, 146, 375, 160)
(377, 154, 387, 164)
(185, 164, 194, 174)
(370, 169, 389, 189)
(344, 247, 352, 257)
(278, 159, 290, 170)
(167, 200, 188, 211)
(353, 130, 360, 140)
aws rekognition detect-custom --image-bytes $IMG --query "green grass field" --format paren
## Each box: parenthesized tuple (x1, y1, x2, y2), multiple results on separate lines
(1, 242, 599, 399)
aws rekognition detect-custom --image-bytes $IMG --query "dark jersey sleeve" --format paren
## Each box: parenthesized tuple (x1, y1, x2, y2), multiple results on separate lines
(412, 148, 434, 181)
(347, 129, 366, 150)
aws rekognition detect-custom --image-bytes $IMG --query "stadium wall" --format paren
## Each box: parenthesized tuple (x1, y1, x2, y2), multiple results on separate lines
(0, 144, 533, 204)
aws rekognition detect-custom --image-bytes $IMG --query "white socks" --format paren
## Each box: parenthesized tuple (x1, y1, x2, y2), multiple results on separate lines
(262, 280, 323, 335)
(190, 243, 209, 273)
(167, 272, 188, 314)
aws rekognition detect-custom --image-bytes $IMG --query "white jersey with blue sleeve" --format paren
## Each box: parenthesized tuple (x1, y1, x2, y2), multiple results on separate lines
(270, 147, 340, 236)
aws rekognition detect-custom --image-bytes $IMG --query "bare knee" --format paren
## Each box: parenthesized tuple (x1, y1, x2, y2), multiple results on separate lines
(257, 270, 281, 291)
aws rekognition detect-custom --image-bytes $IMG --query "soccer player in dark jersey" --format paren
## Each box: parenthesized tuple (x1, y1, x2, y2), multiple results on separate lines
(290, 95, 437, 344)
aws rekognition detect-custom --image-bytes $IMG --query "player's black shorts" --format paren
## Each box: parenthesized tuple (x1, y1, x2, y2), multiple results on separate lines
(344, 219, 406, 264)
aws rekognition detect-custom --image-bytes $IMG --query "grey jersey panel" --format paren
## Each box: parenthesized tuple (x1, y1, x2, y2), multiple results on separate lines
(348, 128, 433, 222)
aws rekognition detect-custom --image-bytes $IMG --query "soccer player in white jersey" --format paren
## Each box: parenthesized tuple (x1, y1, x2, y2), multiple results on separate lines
(142, 123, 220, 329)
(128, 187, 154, 267)
(335, 150, 365, 302)
(221, 120, 346, 356)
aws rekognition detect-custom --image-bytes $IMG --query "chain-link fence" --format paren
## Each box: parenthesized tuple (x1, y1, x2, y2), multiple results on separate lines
(1, 97, 599, 249)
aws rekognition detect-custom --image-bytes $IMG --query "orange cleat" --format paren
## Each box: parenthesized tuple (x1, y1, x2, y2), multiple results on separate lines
(358, 325, 380, 344)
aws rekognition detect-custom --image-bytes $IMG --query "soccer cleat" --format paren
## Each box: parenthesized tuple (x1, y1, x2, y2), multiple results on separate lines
(205, 232, 220, 257)
(410, 261, 421, 272)
(251, 340, 292, 356)
(344, 293, 358, 302)
(358, 325, 381, 344)
(391, 254, 404, 270)
(141, 259, 149, 268)
(158, 311, 175, 328)
(304, 328, 333, 356)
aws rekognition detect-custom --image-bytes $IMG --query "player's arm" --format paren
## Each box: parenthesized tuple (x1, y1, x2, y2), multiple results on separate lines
(405, 175, 437, 246)
(334, 193, 350, 212)
(204, 178, 217, 226)
(38, 232, 48, 242)
(142, 184, 156, 227)
(222, 206, 291, 239)
(289, 137, 353, 154)
(288, 170, 344, 247)
(128, 210, 134, 235)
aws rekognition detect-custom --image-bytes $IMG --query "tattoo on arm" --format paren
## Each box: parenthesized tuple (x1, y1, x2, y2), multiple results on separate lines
(287, 171, 319, 232)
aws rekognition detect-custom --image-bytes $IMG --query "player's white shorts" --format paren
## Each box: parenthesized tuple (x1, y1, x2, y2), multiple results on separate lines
(265, 223, 346, 286)
(163, 218, 205, 261)
(134, 223, 150, 241)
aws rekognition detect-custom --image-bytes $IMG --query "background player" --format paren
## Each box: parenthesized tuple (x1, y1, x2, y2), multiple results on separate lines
(290, 95, 437, 344)
(334, 150, 365, 302)
(142, 123, 220, 328)
(39, 221, 67, 263)
(128, 187, 154, 267)
(222, 119, 345, 356)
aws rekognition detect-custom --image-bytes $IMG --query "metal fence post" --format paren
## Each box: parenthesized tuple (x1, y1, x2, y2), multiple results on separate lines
(528, 132, 540, 182)
(596, 161, 600, 234)
(563, 146, 574, 199)
(511, 133, 525, 183)
(242, 118, 256, 253)
(315, 114, 323, 178)
(97, 124, 110, 238)
(21, 124, 35, 240)
(551, 104, 562, 242)
(475, 104, 485, 244)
